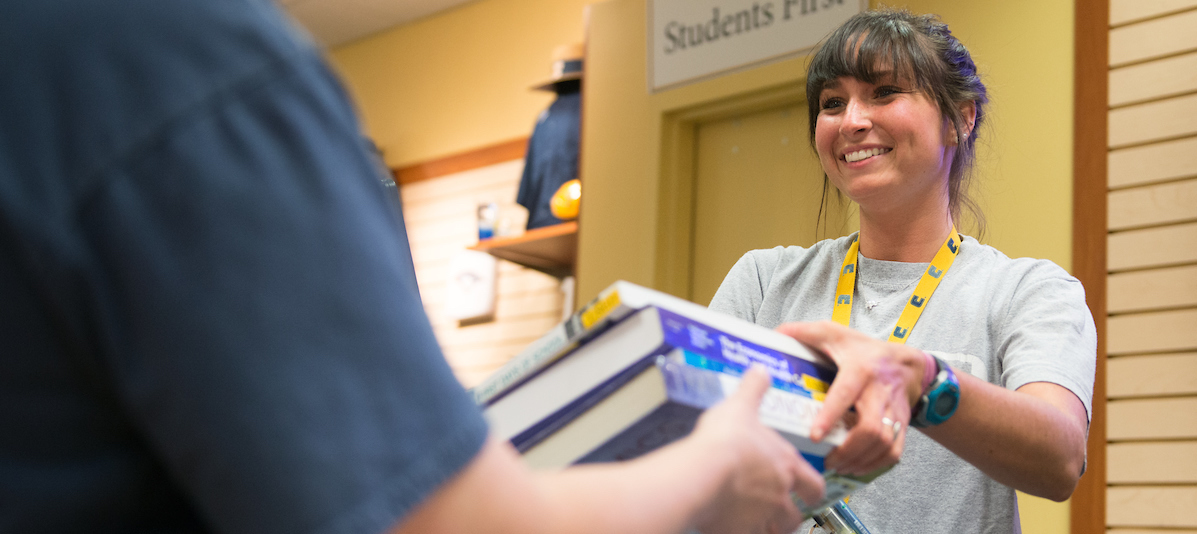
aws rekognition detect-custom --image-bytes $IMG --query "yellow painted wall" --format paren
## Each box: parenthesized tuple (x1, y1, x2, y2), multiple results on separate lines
(327, 0, 597, 168)
(579, 0, 1074, 532)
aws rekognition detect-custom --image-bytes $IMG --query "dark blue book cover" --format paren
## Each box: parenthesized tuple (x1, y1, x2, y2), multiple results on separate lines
(510, 306, 839, 455)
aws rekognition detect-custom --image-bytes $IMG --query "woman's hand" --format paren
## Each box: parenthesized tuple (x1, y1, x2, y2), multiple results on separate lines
(776, 321, 927, 476)
(689, 366, 827, 534)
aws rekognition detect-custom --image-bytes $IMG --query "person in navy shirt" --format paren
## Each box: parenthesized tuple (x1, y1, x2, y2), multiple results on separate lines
(0, 1, 847, 533)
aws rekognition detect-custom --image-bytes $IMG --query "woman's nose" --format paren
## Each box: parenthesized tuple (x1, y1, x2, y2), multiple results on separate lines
(840, 100, 871, 135)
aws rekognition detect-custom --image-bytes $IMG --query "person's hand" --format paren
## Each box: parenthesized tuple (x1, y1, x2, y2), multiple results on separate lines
(777, 321, 925, 476)
(689, 366, 826, 534)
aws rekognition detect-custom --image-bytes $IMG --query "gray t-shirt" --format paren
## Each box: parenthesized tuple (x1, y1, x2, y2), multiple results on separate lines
(709, 234, 1096, 534)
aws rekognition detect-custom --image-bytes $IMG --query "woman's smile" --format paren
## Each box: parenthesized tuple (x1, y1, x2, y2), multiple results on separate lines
(843, 147, 892, 163)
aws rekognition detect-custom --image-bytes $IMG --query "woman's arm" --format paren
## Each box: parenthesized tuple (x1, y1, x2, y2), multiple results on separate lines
(779, 321, 1088, 502)
(392, 368, 827, 534)
(924, 376, 1087, 501)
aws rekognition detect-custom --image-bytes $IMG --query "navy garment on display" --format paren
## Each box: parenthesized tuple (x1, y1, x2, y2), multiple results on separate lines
(516, 88, 581, 230)
(0, 1, 488, 533)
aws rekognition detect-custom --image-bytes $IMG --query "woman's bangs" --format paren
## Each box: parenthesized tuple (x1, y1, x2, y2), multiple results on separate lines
(814, 23, 930, 93)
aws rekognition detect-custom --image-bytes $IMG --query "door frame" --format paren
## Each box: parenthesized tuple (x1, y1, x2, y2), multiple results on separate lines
(653, 82, 808, 300)
(1069, 0, 1108, 531)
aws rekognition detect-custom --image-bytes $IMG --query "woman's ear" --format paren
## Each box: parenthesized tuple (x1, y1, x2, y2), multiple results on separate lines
(955, 100, 978, 142)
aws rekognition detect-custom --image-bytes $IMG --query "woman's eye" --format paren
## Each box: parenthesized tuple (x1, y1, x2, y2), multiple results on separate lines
(820, 98, 844, 110)
(876, 86, 903, 98)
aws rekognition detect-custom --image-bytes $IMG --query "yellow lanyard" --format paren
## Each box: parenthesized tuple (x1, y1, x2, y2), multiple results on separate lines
(832, 227, 962, 343)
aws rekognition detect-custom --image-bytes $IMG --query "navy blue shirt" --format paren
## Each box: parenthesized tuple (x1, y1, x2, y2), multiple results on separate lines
(516, 89, 581, 230)
(0, 1, 488, 532)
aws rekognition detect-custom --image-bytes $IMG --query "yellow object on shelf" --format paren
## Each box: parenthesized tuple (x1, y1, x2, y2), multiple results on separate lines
(550, 179, 581, 220)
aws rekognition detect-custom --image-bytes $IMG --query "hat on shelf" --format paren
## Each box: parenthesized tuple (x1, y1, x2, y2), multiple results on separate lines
(530, 43, 584, 91)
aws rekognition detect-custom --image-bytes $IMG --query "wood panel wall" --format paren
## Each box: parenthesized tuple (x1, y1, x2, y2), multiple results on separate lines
(1104, 1, 1197, 531)
(396, 140, 565, 388)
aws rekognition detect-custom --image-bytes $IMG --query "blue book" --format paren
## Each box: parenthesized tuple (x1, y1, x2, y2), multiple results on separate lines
(523, 351, 841, 466)
(523, 349, 891, 517)
(484, 300, 842, 455)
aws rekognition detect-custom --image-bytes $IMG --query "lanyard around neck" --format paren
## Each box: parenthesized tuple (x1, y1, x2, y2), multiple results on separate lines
(831, 227, 962, 344)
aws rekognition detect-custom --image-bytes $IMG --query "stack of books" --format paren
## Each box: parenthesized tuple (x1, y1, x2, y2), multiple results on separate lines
(471, 280, 889, 514)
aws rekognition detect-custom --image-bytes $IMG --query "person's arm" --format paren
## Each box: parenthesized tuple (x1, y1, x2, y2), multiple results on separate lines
(392, 368, 827, 534)
(923, 374, 1087, 501)
(778, 321, 1088, 502)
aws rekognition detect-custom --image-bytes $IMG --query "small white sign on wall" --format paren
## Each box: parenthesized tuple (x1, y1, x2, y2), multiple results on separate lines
(649, 0, 865, 91)
(445, 250, 497, 322)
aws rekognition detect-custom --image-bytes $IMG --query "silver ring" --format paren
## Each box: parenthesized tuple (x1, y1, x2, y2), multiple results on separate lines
(881, 416, 902, 440)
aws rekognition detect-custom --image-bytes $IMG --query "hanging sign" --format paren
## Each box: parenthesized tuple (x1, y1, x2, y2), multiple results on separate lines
(649, 0, 865, 91)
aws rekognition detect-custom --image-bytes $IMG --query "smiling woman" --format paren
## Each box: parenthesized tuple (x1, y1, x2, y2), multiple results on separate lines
(805, 9, 988, 239)
(707, 8, 1096, 534)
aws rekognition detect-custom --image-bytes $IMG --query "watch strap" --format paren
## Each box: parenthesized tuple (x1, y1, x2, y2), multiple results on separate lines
(911, 354, 960, 428)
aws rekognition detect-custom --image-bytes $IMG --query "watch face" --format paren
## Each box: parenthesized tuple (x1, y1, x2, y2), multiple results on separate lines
(932, 392, 958, 415)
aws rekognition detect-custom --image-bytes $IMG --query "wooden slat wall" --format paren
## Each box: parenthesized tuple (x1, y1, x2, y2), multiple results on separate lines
(1107, 397, 1197, 440)
(1107, 352, 1197, 398)
(1108, 93, 1197, 149)
(1109, 8, 1197, 66)
(1108, 51, 1197, 107)
(399, 159, 564, 388)
(1108, 137, 1197, 189)
(1108, 441, 1197, 483)
(1107, 308, 1197, 355)
(1108, 180, 1197, 230)
(1110, 0, 1197, 26)
(1106, 3, 1197, 531)
(1108, 265, 1197, 313)
(1107, 222, 1197, 272)
(1109, 487, 1197, 528)
(1106, 265, 1197, 316)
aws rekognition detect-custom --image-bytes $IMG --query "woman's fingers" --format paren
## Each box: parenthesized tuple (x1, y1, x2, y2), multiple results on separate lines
(777, 320, 913, 474)
(829, 407, 907, 474)
(777, 321, 864, 442)
(823, 378, 892, 472)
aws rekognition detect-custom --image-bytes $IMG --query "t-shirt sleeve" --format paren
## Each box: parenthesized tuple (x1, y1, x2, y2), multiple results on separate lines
(77, 52, 488, 534)
(708, 252, 766, 322)
(997, 263, 1098, 422)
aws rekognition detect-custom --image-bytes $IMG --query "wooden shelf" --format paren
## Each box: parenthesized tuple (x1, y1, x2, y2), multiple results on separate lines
(470, 221, 577, 277)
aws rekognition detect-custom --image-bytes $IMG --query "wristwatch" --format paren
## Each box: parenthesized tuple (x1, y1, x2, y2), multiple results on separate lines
(911, 354, 960, 428)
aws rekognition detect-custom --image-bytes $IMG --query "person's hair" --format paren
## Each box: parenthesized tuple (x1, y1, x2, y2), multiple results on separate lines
(806, 8, 988, 236)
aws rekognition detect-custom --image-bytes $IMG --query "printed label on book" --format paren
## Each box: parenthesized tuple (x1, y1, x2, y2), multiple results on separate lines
(656, 308, 835, 394)
(581, 288, 623, 329)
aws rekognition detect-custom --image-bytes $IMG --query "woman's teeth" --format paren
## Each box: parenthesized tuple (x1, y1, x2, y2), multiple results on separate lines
(844, 148, 891, 163)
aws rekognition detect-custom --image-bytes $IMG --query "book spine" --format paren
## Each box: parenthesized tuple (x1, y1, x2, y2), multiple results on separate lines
(471, 285, 639, 405)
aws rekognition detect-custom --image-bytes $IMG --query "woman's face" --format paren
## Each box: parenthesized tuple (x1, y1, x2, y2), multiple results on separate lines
(814, 72, 954, 213)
